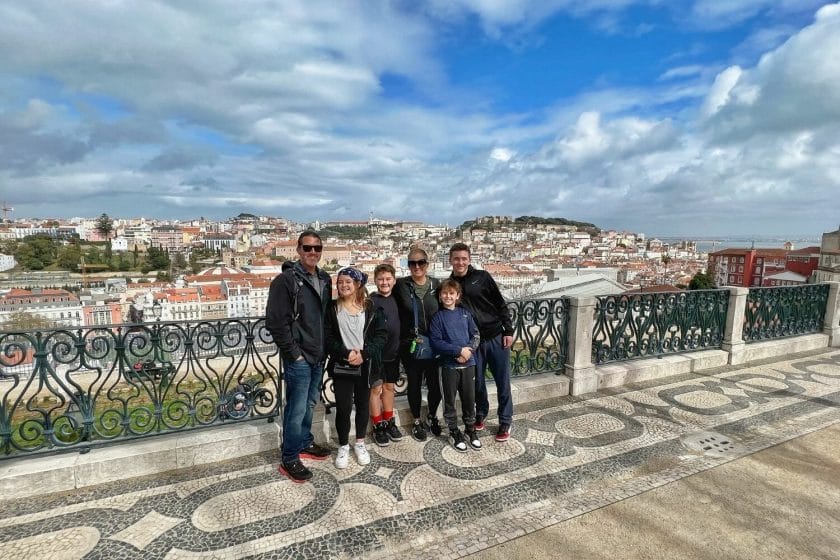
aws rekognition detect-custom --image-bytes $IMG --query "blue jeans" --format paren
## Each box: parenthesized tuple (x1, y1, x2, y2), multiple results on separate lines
(474, 334, 513, 425)
(281, 358, 323, 464)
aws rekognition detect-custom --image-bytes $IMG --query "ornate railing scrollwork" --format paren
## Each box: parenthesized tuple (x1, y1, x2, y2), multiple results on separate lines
(507, 298, 569, 376)
(0, 318, 280, 459)
(592, 290, 729, 365)
(743, 284, 829, 343)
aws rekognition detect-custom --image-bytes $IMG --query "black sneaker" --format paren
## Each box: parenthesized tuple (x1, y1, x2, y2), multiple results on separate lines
(386, 417, 404, 441)
(427, 416, 442, 437)
(466, 429, 482, 450)
(373, 422, 390, 447)
(411, 419, 427, 442)
(300, 443, 331, 460)
(279, 460, 312, 483)
(451, 430, 468, 453)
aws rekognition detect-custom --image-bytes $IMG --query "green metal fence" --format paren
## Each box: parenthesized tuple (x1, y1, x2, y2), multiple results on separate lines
(592, 290, 730, 364)
(0, 319, 280, 459)
(743, 284, 830, 343)
(507, 298, 569, 376)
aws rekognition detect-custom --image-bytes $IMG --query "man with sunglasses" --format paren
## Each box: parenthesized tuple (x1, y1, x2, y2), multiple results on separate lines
(266, 230, 333, 482)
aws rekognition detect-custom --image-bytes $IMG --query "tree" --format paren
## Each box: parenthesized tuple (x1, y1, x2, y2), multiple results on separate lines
(13, 236, 58, 270)
(85, 245, 103, 265)
(689, 271, 716, 290)
(96, 213, 114, 263)
(2, 311, 54, 331)
(172, 251, 188, 272)
(143, 246, 170, 273)
(57, 243, 82, 270)
(661, 254, 672, 283)
(95, 213, 114, 240)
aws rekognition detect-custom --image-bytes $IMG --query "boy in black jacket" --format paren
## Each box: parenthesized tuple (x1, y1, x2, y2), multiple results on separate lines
(369, 264, 404, 446)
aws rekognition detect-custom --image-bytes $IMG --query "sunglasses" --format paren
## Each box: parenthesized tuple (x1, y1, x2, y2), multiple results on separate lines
(301, 244, 323, 253)
(408, 259, 428, 267)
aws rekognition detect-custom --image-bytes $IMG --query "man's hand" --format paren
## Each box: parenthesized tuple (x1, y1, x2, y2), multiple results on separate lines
(502, 335, 513, 349)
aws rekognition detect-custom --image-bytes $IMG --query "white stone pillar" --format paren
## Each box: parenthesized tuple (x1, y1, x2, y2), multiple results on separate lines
(822, 282, 840, 347)
(565, 296, 598, 395)
(722, 287, 749, 365)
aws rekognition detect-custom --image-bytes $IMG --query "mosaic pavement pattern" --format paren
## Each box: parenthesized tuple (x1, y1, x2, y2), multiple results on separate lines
(1, 349, 839, 559)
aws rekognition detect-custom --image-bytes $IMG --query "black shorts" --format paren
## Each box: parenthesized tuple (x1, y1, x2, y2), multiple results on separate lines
(371, 359, 401, 386)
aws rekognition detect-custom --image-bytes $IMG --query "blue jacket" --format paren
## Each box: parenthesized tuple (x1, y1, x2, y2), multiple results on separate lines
(428, 306, 480, 368)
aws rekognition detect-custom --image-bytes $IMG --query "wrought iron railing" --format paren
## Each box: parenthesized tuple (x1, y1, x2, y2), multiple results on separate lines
(508, 298, 568, 375)
(592, 290, 729, 364)
(743, 284, 829, 343)
(0, 319, 281, 459)
(3, 284, 831, 459)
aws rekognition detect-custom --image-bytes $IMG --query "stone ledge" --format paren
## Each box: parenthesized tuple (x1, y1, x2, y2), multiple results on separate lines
(596, 350, 729, 389)
(0, 421, 280, 501)
(733, 333, 828, 365)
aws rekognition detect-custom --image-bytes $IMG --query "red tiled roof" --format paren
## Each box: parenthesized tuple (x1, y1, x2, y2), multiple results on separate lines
(710, 248, 789, 256)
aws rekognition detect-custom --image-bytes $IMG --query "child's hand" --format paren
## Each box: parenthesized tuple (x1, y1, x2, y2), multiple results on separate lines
(348, 349, 363, 366)
(459, 347, 472, 362)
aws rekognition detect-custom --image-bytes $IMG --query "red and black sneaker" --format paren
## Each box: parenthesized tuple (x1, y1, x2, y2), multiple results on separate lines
(279, 460, 312, 483)
(300, 443, 331, 460)
(495, 423, 511, 442)
(474, 416, 486, 432)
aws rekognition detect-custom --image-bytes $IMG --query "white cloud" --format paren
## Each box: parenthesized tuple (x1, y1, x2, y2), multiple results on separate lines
(703, 2, 840, 137)
(1, 1, 839, 236)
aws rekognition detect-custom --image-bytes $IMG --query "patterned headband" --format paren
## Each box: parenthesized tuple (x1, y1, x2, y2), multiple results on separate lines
(337, 267, 368, 285)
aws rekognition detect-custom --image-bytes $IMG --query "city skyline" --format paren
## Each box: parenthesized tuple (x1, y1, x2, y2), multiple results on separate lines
(2, 1, 839, 236)
(0, 211, 828, 243)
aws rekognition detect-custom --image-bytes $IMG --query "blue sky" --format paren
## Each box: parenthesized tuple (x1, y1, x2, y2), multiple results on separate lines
(1, 0, 838, 236)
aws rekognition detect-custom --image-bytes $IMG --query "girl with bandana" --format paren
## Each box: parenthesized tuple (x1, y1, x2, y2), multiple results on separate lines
(324, 267, 388, 469)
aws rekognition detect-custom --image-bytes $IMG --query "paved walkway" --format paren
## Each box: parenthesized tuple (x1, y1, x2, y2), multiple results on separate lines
(1, 349, 839, 559)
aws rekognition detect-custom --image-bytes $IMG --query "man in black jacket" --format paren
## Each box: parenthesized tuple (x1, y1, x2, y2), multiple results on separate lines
(266, 231, 333, 482)
(449, 242, 514, 442)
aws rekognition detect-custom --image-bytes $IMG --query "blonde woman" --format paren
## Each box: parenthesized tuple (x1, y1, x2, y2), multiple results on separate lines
(324, 267, 388, 469)
(393, 247, 442, 441)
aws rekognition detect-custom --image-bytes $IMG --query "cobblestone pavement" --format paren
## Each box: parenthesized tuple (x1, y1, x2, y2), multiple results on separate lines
(1, 349, 839, 560)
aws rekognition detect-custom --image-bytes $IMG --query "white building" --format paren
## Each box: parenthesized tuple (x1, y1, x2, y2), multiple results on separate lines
(0, 288, 83, 328)
(0, 253, 15, 272)
(111, 237, 129, 252)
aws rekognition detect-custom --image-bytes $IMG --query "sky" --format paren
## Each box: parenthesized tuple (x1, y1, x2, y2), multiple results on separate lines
(1, 0, 839, 237)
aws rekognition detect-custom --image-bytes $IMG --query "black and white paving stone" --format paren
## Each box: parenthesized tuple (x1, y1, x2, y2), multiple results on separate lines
(1, 349, 839, 559)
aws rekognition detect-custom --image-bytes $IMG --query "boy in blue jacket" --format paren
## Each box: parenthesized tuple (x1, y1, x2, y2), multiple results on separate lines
(428, 279, 481, 452)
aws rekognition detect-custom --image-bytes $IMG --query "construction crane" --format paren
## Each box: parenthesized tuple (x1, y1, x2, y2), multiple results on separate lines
(1, 202, 12, 222)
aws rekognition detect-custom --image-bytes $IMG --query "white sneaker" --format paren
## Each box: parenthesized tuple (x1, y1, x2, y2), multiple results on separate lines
(335, 445, 350, 469)
(353, 441, 370, 466)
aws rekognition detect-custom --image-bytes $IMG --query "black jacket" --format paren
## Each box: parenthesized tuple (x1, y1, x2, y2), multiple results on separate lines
(451, 265, 513, 340)
(265, 261, 332, 363)
(324, 299, 388, 387)
(370, 292, 400, 361)
(392, 276, 440, 347)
